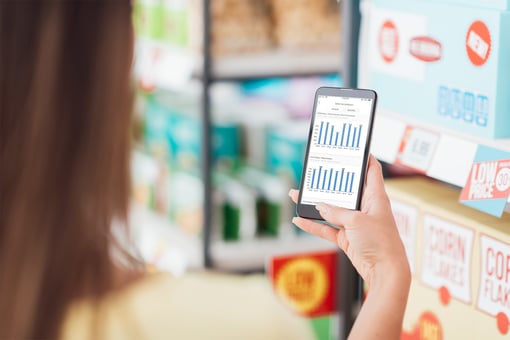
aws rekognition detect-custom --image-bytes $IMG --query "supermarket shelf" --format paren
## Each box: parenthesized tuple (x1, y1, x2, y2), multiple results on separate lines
(211, 233, 337, 272)
(371, 110, 510, 208)
(128, 204, 338, 274)
(134, 40, 342, 89)
(204, 49, 342, 81)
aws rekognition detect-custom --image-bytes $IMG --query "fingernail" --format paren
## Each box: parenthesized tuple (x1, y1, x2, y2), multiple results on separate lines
(288, 190, 293, 197)
(315, 203, 329, 215)
(291, 217, 297, 224)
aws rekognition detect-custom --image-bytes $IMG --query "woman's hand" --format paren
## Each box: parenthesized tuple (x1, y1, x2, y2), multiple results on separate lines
(289, 155, 409, 289)
(289, 155, 411, 339)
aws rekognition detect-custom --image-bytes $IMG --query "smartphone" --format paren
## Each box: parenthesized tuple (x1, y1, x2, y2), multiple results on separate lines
(296, 87, 377, 220)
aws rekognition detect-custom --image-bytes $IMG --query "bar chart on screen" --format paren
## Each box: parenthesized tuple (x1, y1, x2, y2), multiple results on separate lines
(312, 115, 367, 150)
(299, 91, 375, 209)
(307, 165, 356, 193)
(301, 160, 362, 207)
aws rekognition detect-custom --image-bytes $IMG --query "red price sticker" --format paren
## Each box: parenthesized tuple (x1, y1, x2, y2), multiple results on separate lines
(379, 20, 399, 63)
(466, 20, 491, 67)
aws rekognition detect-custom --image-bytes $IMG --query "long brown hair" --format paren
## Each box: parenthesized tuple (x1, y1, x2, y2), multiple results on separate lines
(0, 1, 136, 338)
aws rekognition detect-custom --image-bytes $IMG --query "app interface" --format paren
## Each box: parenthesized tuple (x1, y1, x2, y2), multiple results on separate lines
(300, 94, 374, 209)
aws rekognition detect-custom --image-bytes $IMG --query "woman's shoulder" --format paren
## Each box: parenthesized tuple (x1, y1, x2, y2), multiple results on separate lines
(61, 271, 315, 340)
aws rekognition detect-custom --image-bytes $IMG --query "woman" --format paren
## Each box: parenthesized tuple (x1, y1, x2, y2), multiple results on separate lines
(0, 1, 410, 339)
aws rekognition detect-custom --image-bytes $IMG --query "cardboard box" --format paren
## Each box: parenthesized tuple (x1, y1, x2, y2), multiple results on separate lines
(384, 177, 510, 338)
(360, 0, 510, 139)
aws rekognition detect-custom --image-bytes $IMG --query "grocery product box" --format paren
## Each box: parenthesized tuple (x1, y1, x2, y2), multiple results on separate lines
(384, 177, 510, 338)
(266, 121, 309, 187)
(359, 0, 510, 138)
(144, 92, 241, 172)
(134, 0, 189, 46)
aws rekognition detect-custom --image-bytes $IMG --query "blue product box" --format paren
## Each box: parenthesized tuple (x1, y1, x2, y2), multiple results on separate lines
(360, 0, 510, 138)
(168, 114, 242, 172)
(144, 94, 241, 172)
(144, 94, 173, 159)
(266, 122, 309, 187)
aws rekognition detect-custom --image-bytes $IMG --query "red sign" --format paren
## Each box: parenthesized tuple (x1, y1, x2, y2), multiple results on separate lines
(379, 20, 399, 63)
(466, 21, 491, 66)
(460, 159, 510, 201)
(268, 250, 337, 317)
(402, 311, 443, 340)
(409, 36, 442, 62)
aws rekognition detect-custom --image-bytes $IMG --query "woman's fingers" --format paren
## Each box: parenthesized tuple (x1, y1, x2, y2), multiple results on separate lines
(288, 189, 299, 204)
(291, 217, 339, 244)
(363, 155, 387, 199)
(315, 203, 358, 230)
(288, 189, 358, 232)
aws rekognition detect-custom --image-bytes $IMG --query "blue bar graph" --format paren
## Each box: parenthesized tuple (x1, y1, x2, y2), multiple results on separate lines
(316, 121, 364, 148)
(308, 166, 356, 193)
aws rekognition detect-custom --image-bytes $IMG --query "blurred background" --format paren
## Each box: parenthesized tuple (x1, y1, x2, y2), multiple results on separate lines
(128, 0, 510, 339)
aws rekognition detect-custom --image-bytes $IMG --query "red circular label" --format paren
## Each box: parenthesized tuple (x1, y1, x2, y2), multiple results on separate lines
(466, 21, 491, 66)
(497, 312, 509, 335)
(438, 286, 451, 306)
(379, 20, 399, 63)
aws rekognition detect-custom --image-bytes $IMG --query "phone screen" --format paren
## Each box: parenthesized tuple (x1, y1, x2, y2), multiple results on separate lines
(297, 87, 377, 218)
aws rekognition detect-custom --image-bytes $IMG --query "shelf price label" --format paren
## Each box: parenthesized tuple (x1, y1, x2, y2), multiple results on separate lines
(396, 126, 439, 173)
(460, 145, 510, 217)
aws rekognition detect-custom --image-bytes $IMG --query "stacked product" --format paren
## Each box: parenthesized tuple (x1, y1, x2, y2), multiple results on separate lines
(209, 0, 274, 56)
(270, 0, 341, 50)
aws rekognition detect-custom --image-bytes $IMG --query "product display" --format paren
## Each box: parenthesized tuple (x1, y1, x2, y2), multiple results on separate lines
(129, 1, 509, 339)
(385, 176, 510, 338)
(359, 0, 510, 139)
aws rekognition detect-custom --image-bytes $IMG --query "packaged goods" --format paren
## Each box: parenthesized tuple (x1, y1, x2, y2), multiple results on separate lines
(359, 0, 510, 138)
(209, 0, 274, 56)
(270, 0, 341, 50)
(385, 177, 510, 338)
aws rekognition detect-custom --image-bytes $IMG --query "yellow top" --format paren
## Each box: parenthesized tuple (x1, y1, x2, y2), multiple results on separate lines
(61, 271, 315, 340)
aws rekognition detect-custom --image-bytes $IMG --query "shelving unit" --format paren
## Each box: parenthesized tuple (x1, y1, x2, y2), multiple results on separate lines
(200, 49, 342, 80)
(199, 2, 360, 337)
(200, 0, 346, 271)
(135, 41, 341, 89)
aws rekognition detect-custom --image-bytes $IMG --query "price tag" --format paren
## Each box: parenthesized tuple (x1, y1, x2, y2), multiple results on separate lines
(459, 145, 510, 217)
(396, 126, 439, 172)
